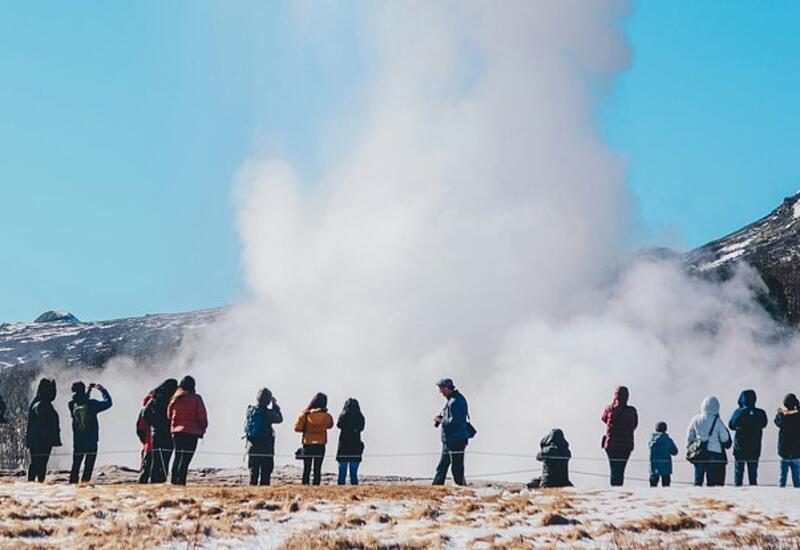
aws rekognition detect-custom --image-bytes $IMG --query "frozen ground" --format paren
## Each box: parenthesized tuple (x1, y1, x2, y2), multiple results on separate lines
(0, 467, 798, 549)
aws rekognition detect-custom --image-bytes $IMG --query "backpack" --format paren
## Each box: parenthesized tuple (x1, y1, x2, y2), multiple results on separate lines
(136, 407, 150, 443)
(72, 402, 93, 435)
(245, 406, 269, 440)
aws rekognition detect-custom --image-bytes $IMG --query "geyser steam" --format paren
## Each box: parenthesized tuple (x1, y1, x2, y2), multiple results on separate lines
(62, 1, 799, 484)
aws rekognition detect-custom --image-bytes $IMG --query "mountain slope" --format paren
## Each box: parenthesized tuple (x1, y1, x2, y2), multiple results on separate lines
(684, 193, 800, 324)
(0, 308, 223, 370)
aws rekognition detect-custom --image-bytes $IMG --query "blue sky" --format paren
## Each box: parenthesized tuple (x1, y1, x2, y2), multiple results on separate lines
(1, 1, 798, 322)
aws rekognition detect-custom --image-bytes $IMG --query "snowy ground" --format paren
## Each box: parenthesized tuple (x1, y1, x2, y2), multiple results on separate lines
(0, 467, 798, 549)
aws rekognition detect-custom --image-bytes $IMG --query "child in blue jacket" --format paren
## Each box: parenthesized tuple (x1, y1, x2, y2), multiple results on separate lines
(649, 421, 678, 487)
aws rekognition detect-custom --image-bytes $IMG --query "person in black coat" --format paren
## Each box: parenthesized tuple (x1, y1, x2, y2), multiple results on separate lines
(25, 378, 61, 482)
(244, 387, 283, 486)
(336, 398, 365, 485)
(728, 389, 768, 486)
(527, 428, 572, 489)
(143, 378, 178, 483)
(775, 393, 800, 488)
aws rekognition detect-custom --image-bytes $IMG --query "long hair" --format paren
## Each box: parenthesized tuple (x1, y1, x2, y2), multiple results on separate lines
(340, 398, 361, 417)
(305, 392, 328, 412)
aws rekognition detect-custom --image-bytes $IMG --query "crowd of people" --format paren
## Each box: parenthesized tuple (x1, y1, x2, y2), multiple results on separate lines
(17, 376, 800, 489)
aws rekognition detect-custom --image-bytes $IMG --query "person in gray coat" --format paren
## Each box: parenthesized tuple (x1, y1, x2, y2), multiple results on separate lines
(432, 378, 470, 486)
(649, 421, 678, 487)
(687, 396, 731, 486)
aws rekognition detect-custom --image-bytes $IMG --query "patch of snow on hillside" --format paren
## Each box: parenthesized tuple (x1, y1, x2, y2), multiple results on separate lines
(700, 248, 747, 271)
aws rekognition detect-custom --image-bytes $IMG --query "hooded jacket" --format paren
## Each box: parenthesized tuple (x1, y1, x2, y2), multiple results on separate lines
(68, 386, 113, 450)
(25, 380, 62, 450)
(601, 386, 638, 453)
(728, 390, 768, 460)
(687, 396, 731, 455)
(440, 390, 470, 446)
(294, 408, 334, 445)
(168, 388, 208, 437)
(649, 432, 679, 476)
(144, 382, 179, 448)
(244, 388, 283, 455)
(775, 393, 800, 460)
(536, 429, 572, 488)
(336, 402, 366, 463)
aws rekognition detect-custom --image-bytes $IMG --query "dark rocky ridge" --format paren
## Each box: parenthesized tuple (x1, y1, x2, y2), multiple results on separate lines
(683, 192, 800, 324)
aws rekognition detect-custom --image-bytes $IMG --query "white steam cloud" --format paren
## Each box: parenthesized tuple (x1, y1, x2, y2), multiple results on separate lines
(52, 1, 799, 485)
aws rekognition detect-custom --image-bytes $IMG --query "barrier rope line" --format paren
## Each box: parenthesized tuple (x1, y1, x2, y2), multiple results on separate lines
(18, 447, 796, 487)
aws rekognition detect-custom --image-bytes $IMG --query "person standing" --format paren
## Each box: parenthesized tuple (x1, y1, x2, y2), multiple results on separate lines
(25, 378, 61, 482)
(68, 381, 112, 484)
(136, 387, 155, 484)
(648, 421, 678, 487)
(775, 393, 800, 488)
(244, 387, 283, 486)
(601, 386, 638, 487)
(336, 398, 365, 485)
(143, 378, 178, 483)
(687, 396, 731, 486)
(432, 378, 471, 486)
(168, 376, 208, 485)
(728, 389, 768, 486)
(293, 393, 334, 485)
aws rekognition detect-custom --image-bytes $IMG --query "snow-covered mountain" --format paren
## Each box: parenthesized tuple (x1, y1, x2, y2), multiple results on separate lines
(0, 308, 223, 371)
(684, 192, 800, 324)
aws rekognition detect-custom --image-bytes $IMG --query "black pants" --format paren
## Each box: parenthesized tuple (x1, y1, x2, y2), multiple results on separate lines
(28, 447, 51, 482)
(734, 459, 758, 486)
(140, 448, 174, 484)
(649, 473, 671, 487)
(249, 455, 275, 486)
(606, 449, 631, 487)
(171, 433, 199, 485)
(433, 440, 467, 486)
(70, 448, 98, 483)
(694, 452, 727, 486)
(302, 444, 325, 485)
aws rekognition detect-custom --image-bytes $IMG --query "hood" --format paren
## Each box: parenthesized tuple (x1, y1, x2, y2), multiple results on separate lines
(71, 390, 88, 403)
(541, 428, 568, 449)
(257, 388, 273, 408)
(784, 393, 800, 410)
(701, 396, 720, 415)
(738, 389, 756, 408)
(613, 386, 629, 407)
(35, 379, 56, 403)
(650, 431, 669, 443)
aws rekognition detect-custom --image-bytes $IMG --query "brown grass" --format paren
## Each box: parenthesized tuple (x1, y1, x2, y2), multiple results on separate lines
(621, 512, 704, 533)
(539, 512, 580, 526)
(280, 532, 437, 550)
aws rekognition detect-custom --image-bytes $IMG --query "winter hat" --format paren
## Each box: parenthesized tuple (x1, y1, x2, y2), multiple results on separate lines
(784, 393, 800, 410)
(179, 376, 196, 393)
(436, 378, 455, 390)
(655, 421, 667, 433)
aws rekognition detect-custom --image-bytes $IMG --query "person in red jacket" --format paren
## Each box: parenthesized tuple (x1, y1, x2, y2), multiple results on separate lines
(167, 376, 208, 485)
(601, 386, 638, 486)
(136, 389, 155, 484)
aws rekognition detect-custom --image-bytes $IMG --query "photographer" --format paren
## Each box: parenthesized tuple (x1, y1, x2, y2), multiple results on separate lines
(68, 382, 113, 483)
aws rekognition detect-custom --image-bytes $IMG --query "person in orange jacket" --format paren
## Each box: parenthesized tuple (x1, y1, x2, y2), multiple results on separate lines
(167, 376, 208, 485)
(294, 392, 334, 485)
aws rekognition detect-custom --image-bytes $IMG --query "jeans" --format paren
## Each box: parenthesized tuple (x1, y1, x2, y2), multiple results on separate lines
(140, 448, 173, 484)
(606, 449, 631, 487)
(249, 455, 275, 486)
(694, 452, 726, 486)
(171, 433, 199, 485)
(433, 440, 467, 486)
(28, 447, 52, 482)
(649, 474, 671, 487)
(338, 461, 360, 485)
(70, 447, 98, 483)
(734, 459, 759, 486)
(302, 444, 325, 485)
(780, 459, 800, 488)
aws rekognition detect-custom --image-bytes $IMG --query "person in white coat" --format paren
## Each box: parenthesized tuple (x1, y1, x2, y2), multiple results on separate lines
(687, 396, 732, 486)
